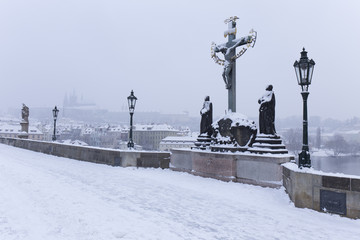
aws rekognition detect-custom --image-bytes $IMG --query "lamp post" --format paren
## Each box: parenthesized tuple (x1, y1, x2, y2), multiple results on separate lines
(127, 90, 137, 149)
(52, 106, 59, 141)
(293, 48, 315, 168)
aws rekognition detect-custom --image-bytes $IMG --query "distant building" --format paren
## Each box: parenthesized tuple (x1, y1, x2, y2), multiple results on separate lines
(58, 125, 82, 141)
(0, 124, 43, 140)
(107, 126, 123, 140)
(132, 124, 180, 150)
(77, 125, 126, 149)
(102, 125, 123, 148)
(159, 135, 196, 151)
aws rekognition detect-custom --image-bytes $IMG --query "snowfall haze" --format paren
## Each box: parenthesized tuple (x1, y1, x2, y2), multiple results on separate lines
(0, 0, 359, 120)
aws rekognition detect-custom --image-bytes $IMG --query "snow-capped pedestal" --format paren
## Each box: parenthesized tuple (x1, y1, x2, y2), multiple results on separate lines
(175, 113, 293, 186)
(19, 118, 29, 139)
(17, 130, 29, 139)
(194, 133, 212, 150)
(211, 112, 257, 152)
(248, 134, 289, 154)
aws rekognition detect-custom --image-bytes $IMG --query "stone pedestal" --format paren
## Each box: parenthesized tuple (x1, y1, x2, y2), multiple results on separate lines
(193, 134, 212, 150)
(18, 121, 29, 139)
(211, 112, 257, 152)
(171, 148, 293, 188)
(211, 145, 247, 153)
(248, 134, 289, 154)
(17, 133, 29, 139)
(193, 151, 236, 181)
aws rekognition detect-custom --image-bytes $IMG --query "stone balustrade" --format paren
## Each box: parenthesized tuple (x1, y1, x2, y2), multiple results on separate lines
(0, 137, 170, 168)
(282, 162, 360, 219)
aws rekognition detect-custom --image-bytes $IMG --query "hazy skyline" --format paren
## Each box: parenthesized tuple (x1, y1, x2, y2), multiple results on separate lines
(1, 0, 359, 120)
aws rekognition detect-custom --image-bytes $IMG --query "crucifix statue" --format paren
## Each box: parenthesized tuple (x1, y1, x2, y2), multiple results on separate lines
(211, 16, 257, 112)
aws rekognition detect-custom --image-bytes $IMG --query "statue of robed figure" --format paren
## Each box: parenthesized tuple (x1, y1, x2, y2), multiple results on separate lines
(19, 103, 30, 138)
(21, 104, 29, 123)
(258, 85, 276, 135)
(200, 96, 213, 136)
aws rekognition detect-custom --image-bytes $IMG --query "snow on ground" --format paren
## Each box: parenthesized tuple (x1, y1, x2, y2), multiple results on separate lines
(0, 144, 359, 240)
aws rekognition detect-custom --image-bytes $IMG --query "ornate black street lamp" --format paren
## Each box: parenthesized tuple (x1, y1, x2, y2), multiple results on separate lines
(293, 48, 315, 168)
(52, 106, 59, 141)
(127, 90, 137, 149)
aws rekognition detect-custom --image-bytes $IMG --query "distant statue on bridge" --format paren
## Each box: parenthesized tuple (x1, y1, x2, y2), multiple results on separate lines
(258, 85, 276, 135)
(200, 96, 213, 136)
(19, 103, 30, 138)
(21, 104, 29, 123)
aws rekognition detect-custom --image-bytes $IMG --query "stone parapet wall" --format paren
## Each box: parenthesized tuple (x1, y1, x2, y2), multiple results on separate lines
(0, 137, 170, 168)
(282, 162, 360, 219)
(171, 148, 292, 187)
(235, 153, 290, 187)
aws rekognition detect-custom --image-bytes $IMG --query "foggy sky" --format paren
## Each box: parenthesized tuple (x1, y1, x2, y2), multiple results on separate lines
(0, 0, 359, 120)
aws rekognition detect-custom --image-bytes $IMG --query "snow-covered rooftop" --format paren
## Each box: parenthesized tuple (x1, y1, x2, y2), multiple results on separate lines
(133, 124, 178, 132)
(108, 126, 123, 132)
(0, 124, 43, 134)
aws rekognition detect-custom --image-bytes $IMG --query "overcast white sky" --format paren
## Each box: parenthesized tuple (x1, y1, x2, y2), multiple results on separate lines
(0, 0, 359, 120)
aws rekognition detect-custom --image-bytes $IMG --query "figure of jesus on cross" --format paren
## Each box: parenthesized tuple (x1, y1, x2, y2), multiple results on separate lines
(211, 16, 256, 113)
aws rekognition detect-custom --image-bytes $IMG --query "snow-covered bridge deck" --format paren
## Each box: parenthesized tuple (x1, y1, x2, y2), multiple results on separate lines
(0, 144, 359, 240)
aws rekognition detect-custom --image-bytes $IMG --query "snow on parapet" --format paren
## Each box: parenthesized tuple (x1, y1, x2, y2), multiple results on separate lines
(283, 162, 360, 179)
(161, 136, 197, 142)
(60, 139, 89, 146)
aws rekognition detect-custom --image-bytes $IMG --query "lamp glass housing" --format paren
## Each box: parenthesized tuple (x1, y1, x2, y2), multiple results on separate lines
(127, 90, 137, 114)
(52, 106, 59, 120)
(293, 48, 315, 92)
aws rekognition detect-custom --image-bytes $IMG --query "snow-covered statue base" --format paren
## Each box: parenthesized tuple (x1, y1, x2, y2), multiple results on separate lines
(211, 112, 257, 152)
